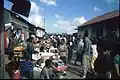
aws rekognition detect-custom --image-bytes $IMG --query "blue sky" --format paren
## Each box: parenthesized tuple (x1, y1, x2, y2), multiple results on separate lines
(4, 0, 119, 34)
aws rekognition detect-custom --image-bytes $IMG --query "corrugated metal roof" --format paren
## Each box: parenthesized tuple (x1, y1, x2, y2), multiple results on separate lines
(78, 9, 119, 27)
(4, 8, 35, 27)
(4, 8, 45, 31)
(36, 27, 45, 31)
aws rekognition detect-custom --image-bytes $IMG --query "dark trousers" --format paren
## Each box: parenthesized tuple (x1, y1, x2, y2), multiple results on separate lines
(21, 71, 33, 79)
(68, 48, 73, 62)
(112, 63, 120, 78)
(60, 56, 66, 65)
(111, 62, 120, 78)
(110, 52, 120, 78)
(75, 53, 83, 64)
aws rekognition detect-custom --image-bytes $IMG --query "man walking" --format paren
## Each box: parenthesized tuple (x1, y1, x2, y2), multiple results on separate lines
(26, 37, 36, 61)
(82, 30, 92, 78)
(74, 35, 84, 65)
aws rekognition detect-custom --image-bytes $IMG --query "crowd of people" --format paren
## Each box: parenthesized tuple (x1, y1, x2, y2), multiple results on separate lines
(4, 28, 120, 79)
(74, 30, 120, 79)
(4, 29, 74, 79)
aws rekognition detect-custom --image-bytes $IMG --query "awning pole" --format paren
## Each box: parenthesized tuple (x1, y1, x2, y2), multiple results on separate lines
(0, 0, 5, 79)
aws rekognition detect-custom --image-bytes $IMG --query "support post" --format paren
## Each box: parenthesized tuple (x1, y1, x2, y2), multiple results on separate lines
(0, 0, 5, 79)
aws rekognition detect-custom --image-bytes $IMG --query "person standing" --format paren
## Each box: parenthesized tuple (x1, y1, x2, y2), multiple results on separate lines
(8, 33, 18, 50)
(57, 36, 61, 48)
(8, 33, 18, 60)
(64, 36, 67, 44)
(26, 37, 36, 61)
(68, 37, 73, 63)
(15, 28, 21, 39)
(74, 35, 84, 65)
(73, 36, 78, 52)
(40, 59, 55, 79)
(91, 38, 98, 71)
(58, 39, 68, 65)
(20, 57, 33, 79)
(53, 37, 57, 48)
(5, 60, 20, 79)
(82, 30, 92, 78)
(109, 31, 120, 78)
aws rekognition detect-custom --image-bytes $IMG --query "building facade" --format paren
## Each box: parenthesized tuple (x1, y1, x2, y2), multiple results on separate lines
(4, 8, 30, 40)
(4, 8, 39, 40)
(77, 10, 119, 39)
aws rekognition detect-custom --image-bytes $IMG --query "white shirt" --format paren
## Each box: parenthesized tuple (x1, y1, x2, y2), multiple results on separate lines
(73, 37, 75, 42)
(91, 44, 98, 58)
(32, 50, 41, 61)
(21, 33, 24, 41)
(70, 42, 73, 46)
(64, 37, 67, 43)
(49, 46, 58, 53)
(16, 33, 21, 39)
(77, 39, 84, 53)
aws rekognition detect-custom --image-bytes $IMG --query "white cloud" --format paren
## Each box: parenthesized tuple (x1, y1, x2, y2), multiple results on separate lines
(73, 17, 87, 26)
(57, 20, 72, 27)
(55, 14, 63, 19)
(31, 2, 39, 14)
(53, 24, 58, 27)
(40, 0, 57, 6)
(53, 17, 87, 34)
(31, 2, 44, 14)
(28, 2, 44, 28)
(93, 6, 101, 12)
(29, 14, 44, 27)
(53, 20, 72, 33)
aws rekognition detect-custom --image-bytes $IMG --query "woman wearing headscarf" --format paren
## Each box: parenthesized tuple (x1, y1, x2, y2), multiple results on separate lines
(58, 39, 68, 65)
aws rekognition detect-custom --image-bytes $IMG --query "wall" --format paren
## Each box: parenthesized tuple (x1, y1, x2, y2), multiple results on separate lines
(78, 17, 119, 39)
(4, 9, 30, 40)
(28, 25, 36, 37)
(104, 17, 119, 37)
(4, 9, 11, 24)
(78, 26, 92, 39)
(11, 16, 28, 28)
(92, 23, 103, 38)
(4, 9, 11, 31)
